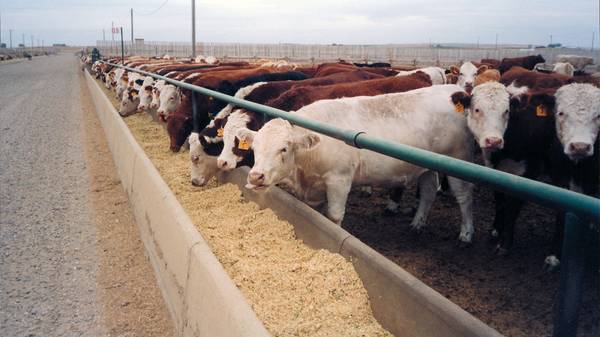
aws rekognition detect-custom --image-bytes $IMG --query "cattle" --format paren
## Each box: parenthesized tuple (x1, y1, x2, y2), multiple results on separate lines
(267, 71, 432, 113)
(166, 68, 299, 152)
(449, 61, 490, 93)
(474, 69, 501, 86)
(396, 67, 446, 85)
(353, 62, 392, 68)
(553, 62, 575, 77)
(480, 58, 502, 69)
(500, 66, 572, 89)
(236, 84, 476, 242)
(555, 55, 594, 71)
(498, 54, 545, 74)
(137, 76, 156, 111)
(453, 81, 600, 269)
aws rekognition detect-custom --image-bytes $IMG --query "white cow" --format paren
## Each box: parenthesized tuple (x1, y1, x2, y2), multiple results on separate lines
(396, 67, 447, 85)
(553, 62, 575, 77)
(449, 61, 489, 93)
(236, 85, 477, 242)
(555, 55, 594, 71)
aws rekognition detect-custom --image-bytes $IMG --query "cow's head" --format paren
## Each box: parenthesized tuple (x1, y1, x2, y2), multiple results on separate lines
(452, 82, 516, 151)
(238, 119, 320, 191)
(118, 88, 140, 117)
(157, 85, 181, 120)
(138, 85, 154, 111)
(188, 132, 221, 187)
(450, 62, 489, 93)
(554, 83, 600, 160)
(167, 114, 193, 152)
(217, 110, 257, 171)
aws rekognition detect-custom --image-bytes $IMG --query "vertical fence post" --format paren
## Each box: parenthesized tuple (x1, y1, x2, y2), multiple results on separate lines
(120, 27, 124, 65)
(553, 212, 588, 337)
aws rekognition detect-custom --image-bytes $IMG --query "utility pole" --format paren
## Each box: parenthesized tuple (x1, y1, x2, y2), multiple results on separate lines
(0, 11, 2, 47)
(22, 33, 24, 48)
(130, 8, 134, 43)
(120, 27, 124, 64)
(111, 21, 115, 54)
(191, 0, 196, 57)
(103, 29, 105, 41)
(9, 29, 12, 48)
(495, 33, 498, 49)
(592, 31, 595, 52)
(550, 34, 553, 46)
(30, 35, 33, 50)
(477, 36, 480, 49)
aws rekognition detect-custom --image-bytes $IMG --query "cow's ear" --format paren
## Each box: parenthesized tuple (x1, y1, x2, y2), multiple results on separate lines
(450, 65, 460, 75)
(451, 91, 471, 113)
(530, 93, 555, 112)
(295, 133, 320, 150)
(476, 65, 489, 75)
(236, 127, 256, 147)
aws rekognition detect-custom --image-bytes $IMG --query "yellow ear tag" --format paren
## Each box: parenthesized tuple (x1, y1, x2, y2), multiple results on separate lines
(536, 105, 547, 117)
(455, 102, 464, 113)
(238, 139, 250, 150)
(217, 128, 224, 137)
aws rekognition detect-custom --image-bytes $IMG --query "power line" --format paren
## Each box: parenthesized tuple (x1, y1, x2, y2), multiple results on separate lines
(136, 0, 169, 16)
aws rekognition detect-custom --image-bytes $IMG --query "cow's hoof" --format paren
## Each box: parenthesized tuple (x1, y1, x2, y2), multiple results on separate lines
(494, 244, 509, 256)
(458, 232, 473, 245)
(384, 205, 415, 217)
(409, 221, 425, 233)
(543, 255, 560, 272)
(358, 186, 372, 197)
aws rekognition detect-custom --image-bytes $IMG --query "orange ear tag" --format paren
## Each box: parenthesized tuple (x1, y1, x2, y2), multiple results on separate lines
(455, 102, 464, 113)
(238, 139, 250, 150)
(217, 128, 224, 137)
(536, 105, 547, 117)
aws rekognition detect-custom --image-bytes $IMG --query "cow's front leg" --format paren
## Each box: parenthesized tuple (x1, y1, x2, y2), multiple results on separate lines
(325, 176, 353, 225)
(409, 171, 438, 231)
(447, 176, 474, 243)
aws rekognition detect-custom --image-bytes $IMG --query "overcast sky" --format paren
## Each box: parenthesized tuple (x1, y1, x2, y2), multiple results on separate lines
(1, 0, 599, 48)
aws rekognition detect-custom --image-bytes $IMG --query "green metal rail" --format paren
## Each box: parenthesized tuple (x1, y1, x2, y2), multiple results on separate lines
(103, 61, 600, 220)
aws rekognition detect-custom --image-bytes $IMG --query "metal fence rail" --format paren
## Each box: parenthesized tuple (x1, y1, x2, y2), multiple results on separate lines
(96, 40, 600, 66)
(101, 61, 600, 337)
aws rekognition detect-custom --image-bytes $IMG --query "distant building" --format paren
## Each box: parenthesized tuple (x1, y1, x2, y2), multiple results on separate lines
(53, 43, 67, 47)
(0, 43, 6, 48)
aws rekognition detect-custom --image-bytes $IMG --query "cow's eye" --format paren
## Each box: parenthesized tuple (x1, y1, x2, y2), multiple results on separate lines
(459, 73, 463, 76)
(504, 110, 509, 115)
(475, 108, 480, 113)
(280, 148, 287, 153)
(557, 111, 564, 117)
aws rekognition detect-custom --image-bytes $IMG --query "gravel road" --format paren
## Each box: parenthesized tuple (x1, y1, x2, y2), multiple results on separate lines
(0, 54, 174, 336)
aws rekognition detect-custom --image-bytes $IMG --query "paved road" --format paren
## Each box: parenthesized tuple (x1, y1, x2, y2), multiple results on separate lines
(0, 54, 173, 336)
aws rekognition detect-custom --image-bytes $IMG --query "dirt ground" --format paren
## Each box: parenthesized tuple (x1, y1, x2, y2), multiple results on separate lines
(80, 70, 175, 337)
(343, 175, 599, 337)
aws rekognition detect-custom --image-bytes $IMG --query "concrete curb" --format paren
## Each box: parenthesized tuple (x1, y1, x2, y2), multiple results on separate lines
(84, 70, 270, 337)
(219, 167, 504, 337)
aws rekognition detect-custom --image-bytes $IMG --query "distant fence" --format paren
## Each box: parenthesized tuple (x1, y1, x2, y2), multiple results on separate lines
(0, 47, 58, 57)
(96, 40, 600, 66)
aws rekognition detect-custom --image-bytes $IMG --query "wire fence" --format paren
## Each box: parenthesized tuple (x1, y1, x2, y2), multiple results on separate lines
(96, 40, 600, 66)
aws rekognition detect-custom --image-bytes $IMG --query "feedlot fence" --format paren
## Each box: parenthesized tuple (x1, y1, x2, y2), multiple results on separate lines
(102, 60, 600, 337)
(96, 40, 600, 66)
